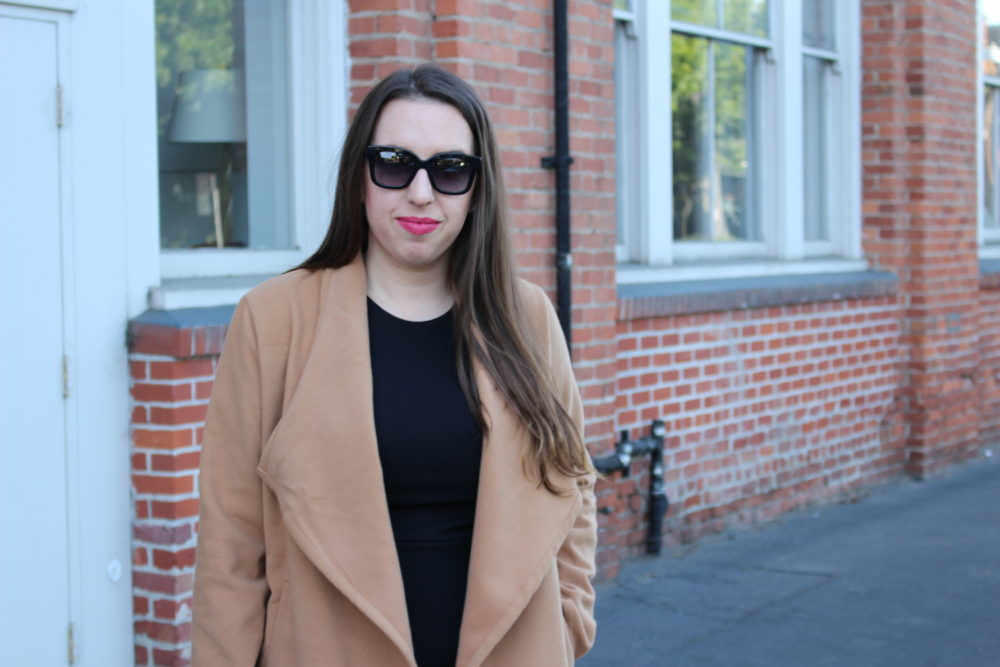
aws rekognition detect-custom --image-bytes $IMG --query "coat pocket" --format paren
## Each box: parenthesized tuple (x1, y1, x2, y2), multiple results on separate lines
(260, 582, 287, 667)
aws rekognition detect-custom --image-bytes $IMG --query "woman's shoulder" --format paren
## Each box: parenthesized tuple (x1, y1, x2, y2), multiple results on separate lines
(514, 277, 551, 313)
(243, 268, 327, 308)
(235, 268, 334, 344)
(514, 278, 561, 345)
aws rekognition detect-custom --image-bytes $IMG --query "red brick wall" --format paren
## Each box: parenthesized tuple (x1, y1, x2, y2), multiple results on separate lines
(594, 296, 905, 578)
(861, 0, 980, 476)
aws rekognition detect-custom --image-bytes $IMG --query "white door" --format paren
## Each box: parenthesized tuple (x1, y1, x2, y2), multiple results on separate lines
(0, 11, 72, 665)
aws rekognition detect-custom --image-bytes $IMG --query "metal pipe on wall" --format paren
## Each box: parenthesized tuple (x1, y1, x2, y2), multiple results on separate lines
(591, 420, 670, 555)
(542, 0, 574, 349)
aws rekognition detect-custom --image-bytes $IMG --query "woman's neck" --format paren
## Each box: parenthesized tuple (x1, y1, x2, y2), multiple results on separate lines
(364, 252, 454, 322)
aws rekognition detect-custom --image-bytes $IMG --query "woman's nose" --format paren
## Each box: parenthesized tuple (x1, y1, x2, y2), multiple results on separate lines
(406, 167, 435, 205)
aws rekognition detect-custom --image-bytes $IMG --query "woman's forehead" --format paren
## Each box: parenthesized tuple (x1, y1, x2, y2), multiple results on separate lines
(371, 97, 474, 157)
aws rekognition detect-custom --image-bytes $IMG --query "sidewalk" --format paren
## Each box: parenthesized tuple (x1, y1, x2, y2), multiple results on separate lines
(580, 452, 1000, 667)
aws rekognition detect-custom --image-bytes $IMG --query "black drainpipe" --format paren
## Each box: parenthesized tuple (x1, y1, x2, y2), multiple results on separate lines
(542, 0, 573, 349)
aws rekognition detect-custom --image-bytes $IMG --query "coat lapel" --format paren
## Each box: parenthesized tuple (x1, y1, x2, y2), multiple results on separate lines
(255, 258, 415, 666)
(456, 359, 582, 667)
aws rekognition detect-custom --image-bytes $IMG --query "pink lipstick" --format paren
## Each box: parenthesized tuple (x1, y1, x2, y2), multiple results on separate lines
(397, 217, 440, 235)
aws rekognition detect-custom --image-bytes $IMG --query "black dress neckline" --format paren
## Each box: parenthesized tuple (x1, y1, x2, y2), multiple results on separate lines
(366, 296, 452, 325)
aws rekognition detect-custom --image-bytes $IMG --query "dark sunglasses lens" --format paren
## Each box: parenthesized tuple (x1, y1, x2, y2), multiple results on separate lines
(372, 149, 414, 188)
(429, 156, 474, 194)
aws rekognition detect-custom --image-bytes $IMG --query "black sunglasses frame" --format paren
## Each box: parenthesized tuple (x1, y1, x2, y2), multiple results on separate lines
(365, 145, 482, 195)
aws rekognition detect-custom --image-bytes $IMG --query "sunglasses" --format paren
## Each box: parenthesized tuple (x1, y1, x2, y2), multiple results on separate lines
(365, 145, 482, 195)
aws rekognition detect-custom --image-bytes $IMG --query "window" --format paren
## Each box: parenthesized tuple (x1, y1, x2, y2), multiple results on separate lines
(981, 0, 1000, 254)
(154, 0, 344, 283)
(616, 0, 862, 281)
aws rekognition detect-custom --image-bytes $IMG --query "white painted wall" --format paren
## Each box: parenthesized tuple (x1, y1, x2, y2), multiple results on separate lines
(65, 0, 159, 663)
(0, 0, 157, 664)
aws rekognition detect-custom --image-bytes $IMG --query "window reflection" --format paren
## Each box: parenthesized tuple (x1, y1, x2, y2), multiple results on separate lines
(672, 35, 757, 242)
(803, 56, 828, 241)
(803, 0, 834, 50)
(155, 0, 289, 250)
(672, 0, 717, 28)
(984, 2, 1000, 230)
(985, 85, 1000, 231)
(672, 0, 767, 38)
(722, 0, 767, 37)
(985, 1, 1000, 76)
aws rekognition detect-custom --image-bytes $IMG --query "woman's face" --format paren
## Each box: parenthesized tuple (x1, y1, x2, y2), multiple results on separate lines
(363, 97, 476, 276)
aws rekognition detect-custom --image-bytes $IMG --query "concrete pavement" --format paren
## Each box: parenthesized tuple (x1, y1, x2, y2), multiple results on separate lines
(580, 451, 1000, 666)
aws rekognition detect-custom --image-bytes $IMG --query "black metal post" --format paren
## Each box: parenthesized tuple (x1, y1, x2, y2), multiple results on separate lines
(645, 422, 669, 555)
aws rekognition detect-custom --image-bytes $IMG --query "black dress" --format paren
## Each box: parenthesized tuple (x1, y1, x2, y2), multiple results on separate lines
(367, 298, 483, 667)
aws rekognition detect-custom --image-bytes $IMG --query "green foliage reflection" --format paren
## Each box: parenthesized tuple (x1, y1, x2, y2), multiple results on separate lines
(671, 34, 753, 242)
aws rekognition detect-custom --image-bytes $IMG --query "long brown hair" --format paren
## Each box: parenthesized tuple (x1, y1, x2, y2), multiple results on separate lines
(298, 64, 592, 492)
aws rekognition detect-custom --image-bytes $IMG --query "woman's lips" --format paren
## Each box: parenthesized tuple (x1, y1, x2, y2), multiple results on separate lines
(396, 217, 440, 235)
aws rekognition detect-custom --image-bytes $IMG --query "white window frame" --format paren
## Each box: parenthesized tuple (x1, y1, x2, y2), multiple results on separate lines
(617, 0, 863, 284)
(979, 0, 1000, 258)
(614, 2, 640, 263)
(156, 0, 346, 289)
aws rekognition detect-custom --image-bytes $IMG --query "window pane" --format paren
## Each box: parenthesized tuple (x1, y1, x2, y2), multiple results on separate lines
(985, 86, 1000, 229)
(803, 0, 834, 50)
(155, 0, 290, 250)
(672, 34, 711, 241)
(723, 0, 768, 37)
(673, 35, 757, 242)
(613, 0, 631, 12)
(985, 1, 1000, 77)
(714, 42, 755, 240)
(803, 56, 828, 241)
(672, 0, 717, 28)
(615, 19, 635, 248)
(673, 0, 767, 36)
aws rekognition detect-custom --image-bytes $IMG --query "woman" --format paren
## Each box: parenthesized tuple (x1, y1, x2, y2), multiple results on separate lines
(191, 64, 597, 667)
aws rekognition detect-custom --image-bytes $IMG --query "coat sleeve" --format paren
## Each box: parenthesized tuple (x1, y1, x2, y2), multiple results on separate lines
(191, 298, 269, 666)
(536, 289, 598, 659)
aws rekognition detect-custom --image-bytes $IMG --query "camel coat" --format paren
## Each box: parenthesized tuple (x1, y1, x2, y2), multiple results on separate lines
(190, 256, 597, 666)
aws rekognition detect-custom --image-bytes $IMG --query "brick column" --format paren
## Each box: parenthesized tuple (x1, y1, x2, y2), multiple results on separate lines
(862, 0, 980, 476)
(129, 311, 231, 667)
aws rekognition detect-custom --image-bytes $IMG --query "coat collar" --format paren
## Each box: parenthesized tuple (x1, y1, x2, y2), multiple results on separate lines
(257, 256, 580, 667)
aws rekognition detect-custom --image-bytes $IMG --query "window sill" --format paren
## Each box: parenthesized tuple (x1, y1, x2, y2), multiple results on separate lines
(148, 274, 274, 310)
(618, 267, 898, 320)
(617, 258, 869, 284)
(980, 244, 1000, 260)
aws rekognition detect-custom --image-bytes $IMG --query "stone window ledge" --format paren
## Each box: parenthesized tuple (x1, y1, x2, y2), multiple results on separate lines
(128, 305, 236, 358)
(618, 270, 899, 320)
